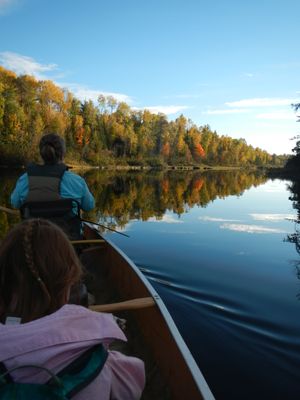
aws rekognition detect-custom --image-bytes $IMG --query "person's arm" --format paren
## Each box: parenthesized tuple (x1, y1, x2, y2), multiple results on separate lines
(106, 350, 145, 400)
(80, 180, 95, 211)
(10, 174, 28, 208)
(60, 172, 95, 211)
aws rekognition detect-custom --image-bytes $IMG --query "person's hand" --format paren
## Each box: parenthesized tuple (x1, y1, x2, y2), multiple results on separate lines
(113, 316, 126, 331)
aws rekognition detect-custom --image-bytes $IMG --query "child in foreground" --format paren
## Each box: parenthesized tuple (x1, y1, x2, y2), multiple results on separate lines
(0, 219, 145, 399)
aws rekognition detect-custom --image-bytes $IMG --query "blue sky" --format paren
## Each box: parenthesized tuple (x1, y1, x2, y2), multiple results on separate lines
(0, 0, 299, 155)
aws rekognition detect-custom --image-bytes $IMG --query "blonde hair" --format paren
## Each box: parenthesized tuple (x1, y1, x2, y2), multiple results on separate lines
(0, 219, 82, 323)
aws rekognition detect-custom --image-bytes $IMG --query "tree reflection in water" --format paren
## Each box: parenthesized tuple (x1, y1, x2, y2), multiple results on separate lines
(0, 169, 268, 238)
(284, 178, 300, 296)
(83, 169, 268, 231)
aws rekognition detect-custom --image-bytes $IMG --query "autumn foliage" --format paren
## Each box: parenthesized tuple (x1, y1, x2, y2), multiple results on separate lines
(0, 66, 285, 167)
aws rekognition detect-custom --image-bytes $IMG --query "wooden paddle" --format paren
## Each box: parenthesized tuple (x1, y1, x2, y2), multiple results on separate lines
(70, 239, 105, 245)
(89, 297, 155, 313)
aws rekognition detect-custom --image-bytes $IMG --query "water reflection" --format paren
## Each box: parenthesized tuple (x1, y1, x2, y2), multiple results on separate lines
(0, 168, 269, 238)
(285, 179, 300, 254)
(284, 178, 300, 297)
(0, 168, 268, 238)
(83, 169, 268, 231)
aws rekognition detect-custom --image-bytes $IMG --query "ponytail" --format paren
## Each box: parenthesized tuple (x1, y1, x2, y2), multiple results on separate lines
(39, 133, 66, 165)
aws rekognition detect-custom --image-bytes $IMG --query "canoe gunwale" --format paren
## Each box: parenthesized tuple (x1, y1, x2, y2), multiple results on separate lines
(83, 223, 215, 400)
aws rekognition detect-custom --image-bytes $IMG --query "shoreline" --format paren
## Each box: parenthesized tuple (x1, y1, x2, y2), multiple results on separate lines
(0, 164, 267, 172)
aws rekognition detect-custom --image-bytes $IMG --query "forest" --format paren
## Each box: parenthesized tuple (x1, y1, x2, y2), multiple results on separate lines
(0, 66, 287, 168)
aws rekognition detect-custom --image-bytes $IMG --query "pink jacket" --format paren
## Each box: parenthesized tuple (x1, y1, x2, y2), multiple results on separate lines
(0, 304, 145, 399)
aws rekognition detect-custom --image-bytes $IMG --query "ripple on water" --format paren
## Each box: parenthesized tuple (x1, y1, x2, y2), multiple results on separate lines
(137, 266, 300, 386)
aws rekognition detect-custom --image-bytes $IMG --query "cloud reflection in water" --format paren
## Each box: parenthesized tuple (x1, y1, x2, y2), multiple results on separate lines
(220, 223, 287, 234)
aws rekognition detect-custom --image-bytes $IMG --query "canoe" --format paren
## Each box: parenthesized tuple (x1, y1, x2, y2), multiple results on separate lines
(80, 223, 215, 400)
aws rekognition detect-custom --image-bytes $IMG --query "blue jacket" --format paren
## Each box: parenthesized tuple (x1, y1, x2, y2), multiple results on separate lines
(11, 171, 95, 211)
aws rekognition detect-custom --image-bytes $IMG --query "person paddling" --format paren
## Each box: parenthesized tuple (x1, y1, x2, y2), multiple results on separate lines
(10, 133, 95, 238)
(0, 219, 145, 399)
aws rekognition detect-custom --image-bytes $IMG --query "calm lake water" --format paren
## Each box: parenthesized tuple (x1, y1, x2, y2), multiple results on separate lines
(1, 168, 300, 399)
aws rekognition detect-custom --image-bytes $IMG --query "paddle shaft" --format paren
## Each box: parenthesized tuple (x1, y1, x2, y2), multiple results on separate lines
(81, 218, 130, 237)
(89, 297, 155, 313)
(0, 206, 129, 238)
(70, 239, 105, 245)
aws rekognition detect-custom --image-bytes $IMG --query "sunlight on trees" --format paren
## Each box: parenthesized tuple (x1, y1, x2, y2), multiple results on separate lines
(0, 66, 286, 167)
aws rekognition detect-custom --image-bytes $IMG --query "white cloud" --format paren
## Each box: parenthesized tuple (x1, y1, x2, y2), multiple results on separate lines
(250, 213, 295, 221)
(244, 73, 254, 78)
(256, 111, 295, 120)
(148, 215, 183, 224)
(220, 223, 287, 234)
(163, 93, 202, 99)
(0, 52, 132, 104)
(199, 216, 241, 222)
(0, 51, 57, 79)
(226, 98, 299, 108)
(254, 121, 284, 128)
(134, 105, 189, 115)
(203, 108, 250, 115)
(64, 83, 132, 104)
(259, 186, 288, 193)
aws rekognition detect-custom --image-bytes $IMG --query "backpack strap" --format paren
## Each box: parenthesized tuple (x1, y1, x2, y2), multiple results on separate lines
(0, 362, 12, 384)
(50, 343, 108, 398)
(0, 344, 108, 399)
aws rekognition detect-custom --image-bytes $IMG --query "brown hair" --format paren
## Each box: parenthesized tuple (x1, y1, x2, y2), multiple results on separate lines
(39, 133, 66, 165)
(0, 219, 82, 323)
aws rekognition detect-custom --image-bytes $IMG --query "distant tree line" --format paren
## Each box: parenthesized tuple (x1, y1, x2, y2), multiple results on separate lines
(285, 103, 300, 171)
(0, 66, 286, 167)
